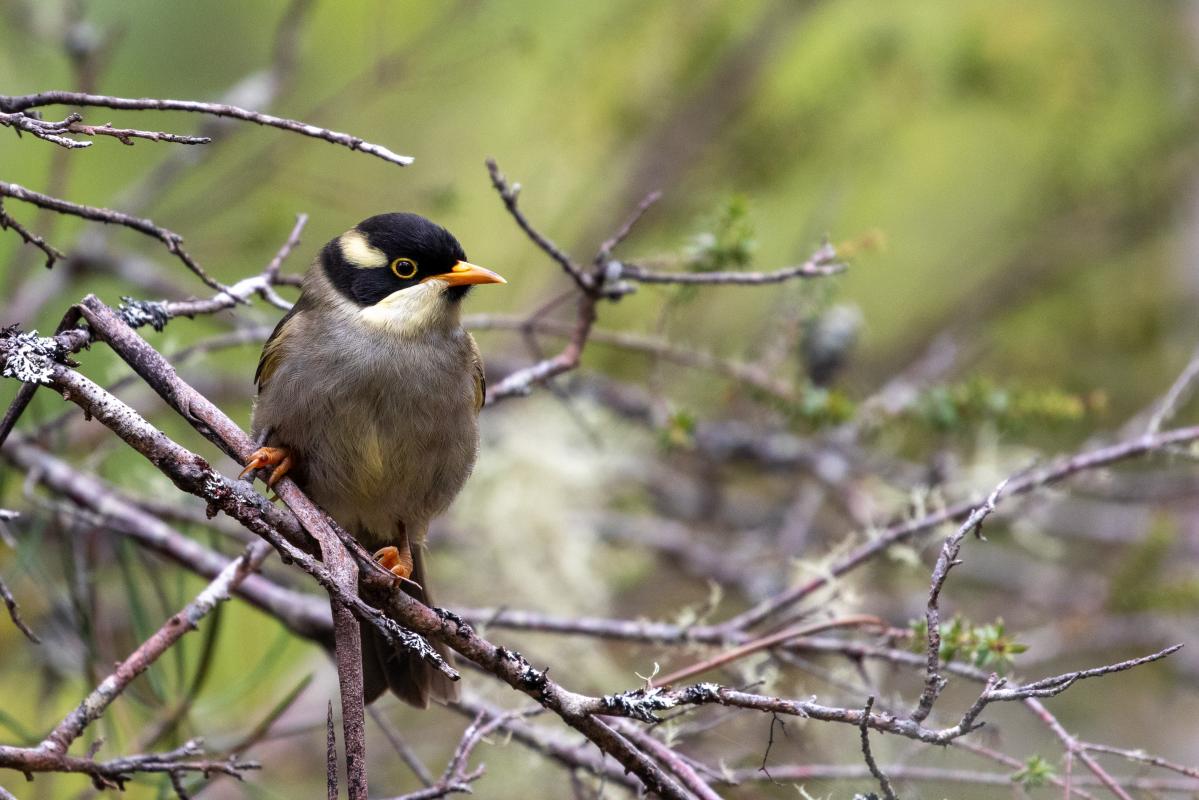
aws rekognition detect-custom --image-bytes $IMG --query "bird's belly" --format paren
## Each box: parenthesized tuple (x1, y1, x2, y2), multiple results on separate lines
(267, 365, 479, 543)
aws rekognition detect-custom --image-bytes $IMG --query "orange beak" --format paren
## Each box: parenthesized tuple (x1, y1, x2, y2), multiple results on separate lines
(429, 260, 507, 287)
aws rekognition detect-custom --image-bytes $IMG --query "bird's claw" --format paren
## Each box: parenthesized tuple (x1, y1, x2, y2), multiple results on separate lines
(240, 446, 294, 487)
(374, 545, 422, 589)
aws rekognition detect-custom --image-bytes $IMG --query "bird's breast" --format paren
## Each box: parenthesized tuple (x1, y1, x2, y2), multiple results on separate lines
(260, 321, 480, 539)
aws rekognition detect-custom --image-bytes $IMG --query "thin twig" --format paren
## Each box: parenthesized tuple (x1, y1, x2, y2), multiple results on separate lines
(1025, 698, 1135, 800)
(0, 181, 227, 293)
(596, 190, 661, 266)
(368, 705, 435, 787)
(326, 702, 338, 800)
(486, 158, 590, 291)
(0, 91, 414, 165)
(0, 110, 211, 148)
(0, 197, 65, 267)
(0, 573, 39, 643)
(859, 696, 898, 800)
(651, 614, 883, 688)
(39, 541, 273, 756)
(911, 479, 1007, 723)
(722, 424, 1199, 632)
(618, 241, 843, 285)
(1082, 742, 1199, 780)
(1146, 340, 1199, 433)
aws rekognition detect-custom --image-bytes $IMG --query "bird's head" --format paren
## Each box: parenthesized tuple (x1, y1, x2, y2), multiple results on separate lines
(319, 212, 505, 334)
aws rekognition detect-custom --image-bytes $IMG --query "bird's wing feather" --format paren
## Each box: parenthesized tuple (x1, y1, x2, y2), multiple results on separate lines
(255, 299, 306, 389)
(468, 333, 486, 412)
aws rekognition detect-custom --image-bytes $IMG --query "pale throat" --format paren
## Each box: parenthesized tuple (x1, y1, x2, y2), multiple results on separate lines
(358, 279, 459, 337)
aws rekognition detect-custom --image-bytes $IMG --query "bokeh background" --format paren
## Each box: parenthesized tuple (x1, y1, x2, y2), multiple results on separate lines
(2, 1, 1198, 797)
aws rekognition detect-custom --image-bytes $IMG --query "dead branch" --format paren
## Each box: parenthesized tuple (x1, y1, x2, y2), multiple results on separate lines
(858, 696, 898, 800)
(0, 91, 414, 165)
(911, 479, 1006, 723)
(0, 110, 211, 148)
(0, 198, 65, 267)
(0, 180, 226, 293)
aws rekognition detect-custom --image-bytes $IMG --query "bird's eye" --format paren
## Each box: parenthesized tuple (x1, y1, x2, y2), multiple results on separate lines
(390, 257, 418, 279)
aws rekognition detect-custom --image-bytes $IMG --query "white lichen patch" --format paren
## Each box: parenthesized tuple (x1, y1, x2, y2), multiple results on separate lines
(1, 330, 61, 384)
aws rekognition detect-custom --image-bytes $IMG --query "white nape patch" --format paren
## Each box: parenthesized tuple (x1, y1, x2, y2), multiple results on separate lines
(339, 230, 387, 268)
(359, 279, 456, 336)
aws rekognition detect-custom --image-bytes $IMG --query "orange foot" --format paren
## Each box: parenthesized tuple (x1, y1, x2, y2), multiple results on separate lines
(239, 446, 294, 487)
(374, 545, 420, 588)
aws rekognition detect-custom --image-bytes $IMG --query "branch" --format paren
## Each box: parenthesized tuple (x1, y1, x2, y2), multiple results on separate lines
(0, 198, 65, 267)
(467, 313, 796, 400)
(859, 696, 898, 800)
(486, 158, 591, 291)
(0, 315, 692, 798)
(618, 241, 844, 285)
(0, 740, 256, 789)
(0, 110, 210, 148)
(0, 181, 227, 293)
(38, 540, 272, 756)
(0, 91, 413, 165)
(911, 479, 1006, 723)
(0, 572, 39, 643)
(721, 763, 1199, 792)
(722, 423, 1199, 631)
(1082, 742, 1199, 780)
(1025, 698, 1135, 800)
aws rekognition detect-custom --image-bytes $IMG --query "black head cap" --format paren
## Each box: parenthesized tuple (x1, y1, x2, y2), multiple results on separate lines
(321, 212, 470, 306)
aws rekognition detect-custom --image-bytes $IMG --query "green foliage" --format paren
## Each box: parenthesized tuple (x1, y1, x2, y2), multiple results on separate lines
(684, 195, 756, 275)
(1011, 754, 1057, 788)
(659, 408, 698, 450)
(1108, 520, 1199, 613)
(909, 615, 1028, 674)
(786, 384, 857, 428)
(906, 377, 1097, 434)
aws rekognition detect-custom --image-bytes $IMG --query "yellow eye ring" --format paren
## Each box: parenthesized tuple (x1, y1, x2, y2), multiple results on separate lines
(390, 257, 418, 280)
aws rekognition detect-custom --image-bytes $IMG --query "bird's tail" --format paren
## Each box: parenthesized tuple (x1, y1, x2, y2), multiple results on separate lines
(361, 545, 459, 708)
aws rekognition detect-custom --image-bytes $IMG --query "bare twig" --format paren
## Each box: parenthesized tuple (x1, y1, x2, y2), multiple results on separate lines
(326, 702, 338, 800)
(0, 91, 414, 165)
(368, 706, 435, 787)
(1146, 340, 1199, 433)
(720, 763, 1199, 793)
(39, 541, 273, 756)
(468, 313, 796, 400)
(1025, 698, 1135, 800)
(0, 181, 227, 293)
(0, 739, 257, 789)
(486, 296, 598, 402)
(265, 212, 309, 282)
(0, 110, 211, 148)
(0, 198, 65, 267)
(1082, 742, 1199, 780)
(618, 241, 843, 285)
(651, 614, 883, 688)
(859, 696, 898, 800)
(722, 424, 1199, 632)
(911, 479, 1007, 723)
(0, 573, 39, 643)
(596, 190, 662, 266)
(486, 158, 591, 291)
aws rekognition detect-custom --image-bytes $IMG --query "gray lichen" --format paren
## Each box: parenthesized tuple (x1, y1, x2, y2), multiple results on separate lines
(1, 328, 63, 384)
(117, 296, 170, 332)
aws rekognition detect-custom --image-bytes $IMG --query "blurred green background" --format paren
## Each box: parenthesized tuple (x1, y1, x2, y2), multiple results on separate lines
(2, 1, 1198, 797)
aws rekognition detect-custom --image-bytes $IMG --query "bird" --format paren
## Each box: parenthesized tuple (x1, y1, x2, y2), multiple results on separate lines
(241, 212, 505, 707)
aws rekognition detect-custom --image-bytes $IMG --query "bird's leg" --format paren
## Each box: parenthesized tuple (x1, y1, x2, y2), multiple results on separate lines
(373, 541, 416, 585)
(239, 446, 294, 487)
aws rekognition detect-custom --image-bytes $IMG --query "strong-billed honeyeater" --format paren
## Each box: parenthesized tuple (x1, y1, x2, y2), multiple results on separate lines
(243, 212, 505, 707)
